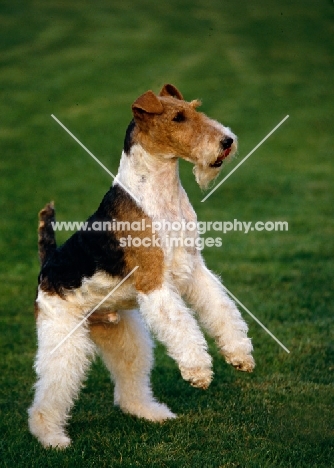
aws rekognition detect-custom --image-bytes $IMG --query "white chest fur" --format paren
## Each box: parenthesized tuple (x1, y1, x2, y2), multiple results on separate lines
(116, 146, 200, 285)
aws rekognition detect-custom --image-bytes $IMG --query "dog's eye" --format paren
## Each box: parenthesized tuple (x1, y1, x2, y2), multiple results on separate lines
(172, 111, 186, 122)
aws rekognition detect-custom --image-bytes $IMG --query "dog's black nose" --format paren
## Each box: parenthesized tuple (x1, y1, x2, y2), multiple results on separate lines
(221, 137, 233, 150)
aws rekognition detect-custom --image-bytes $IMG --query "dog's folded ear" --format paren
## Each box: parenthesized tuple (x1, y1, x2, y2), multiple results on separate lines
(132, 91, 164, 117)
(132, 85, 184, 119)
(159, 84, 184, 100)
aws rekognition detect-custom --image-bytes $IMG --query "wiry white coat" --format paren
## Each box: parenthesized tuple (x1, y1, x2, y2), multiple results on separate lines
(28, 86, 254, 449)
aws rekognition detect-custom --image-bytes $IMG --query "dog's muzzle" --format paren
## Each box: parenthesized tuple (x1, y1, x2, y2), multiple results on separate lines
(209, 137, 234, 168)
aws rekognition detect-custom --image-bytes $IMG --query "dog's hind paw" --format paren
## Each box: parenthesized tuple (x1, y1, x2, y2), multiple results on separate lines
(42, 434, 71, 450)
(119, 400, 176, 422)
(28, 408, 71, 449)
(180, 366, 213, 389)
(30, 429, 71, 450)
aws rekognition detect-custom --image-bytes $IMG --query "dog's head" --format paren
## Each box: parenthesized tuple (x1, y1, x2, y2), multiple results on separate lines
(128, 84, 237, 189)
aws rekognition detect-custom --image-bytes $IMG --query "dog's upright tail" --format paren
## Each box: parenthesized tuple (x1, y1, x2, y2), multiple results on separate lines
(38, 202, 57, 266)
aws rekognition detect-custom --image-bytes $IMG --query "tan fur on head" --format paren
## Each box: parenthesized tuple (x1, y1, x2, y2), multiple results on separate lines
(190, 99, 202, 109)
(127, 85, 237, 188)
(129, 85, 237, 190)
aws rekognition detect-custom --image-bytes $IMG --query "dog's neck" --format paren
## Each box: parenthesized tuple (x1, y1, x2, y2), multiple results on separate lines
(115, 144, 195, 221)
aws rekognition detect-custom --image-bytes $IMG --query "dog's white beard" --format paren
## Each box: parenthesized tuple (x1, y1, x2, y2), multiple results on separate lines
(193, 164, 222, 190)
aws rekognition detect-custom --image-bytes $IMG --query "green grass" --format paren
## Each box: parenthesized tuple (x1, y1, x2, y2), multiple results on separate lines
(0, 0, 333, 466)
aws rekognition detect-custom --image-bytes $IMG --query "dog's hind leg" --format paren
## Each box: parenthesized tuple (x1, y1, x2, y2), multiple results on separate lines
(28, 295, 95, 449)
(184, 258, 255, 372)
(89, 309, 176, 422)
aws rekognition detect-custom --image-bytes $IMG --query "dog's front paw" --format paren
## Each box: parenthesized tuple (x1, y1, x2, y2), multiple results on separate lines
(179, 366, 213, 389)
(223, 352, 255, 373)
(221, 338, 255, 373)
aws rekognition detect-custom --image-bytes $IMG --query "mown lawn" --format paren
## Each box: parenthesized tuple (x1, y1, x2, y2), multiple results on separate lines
(0, 0, 333, 466)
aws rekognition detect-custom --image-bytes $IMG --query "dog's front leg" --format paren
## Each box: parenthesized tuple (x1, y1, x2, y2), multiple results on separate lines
(184, 258, 255, 372)
(137, 283, 213, 389)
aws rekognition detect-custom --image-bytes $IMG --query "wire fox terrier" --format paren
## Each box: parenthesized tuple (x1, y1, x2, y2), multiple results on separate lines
(28, 84, 255, 449)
